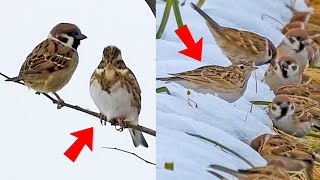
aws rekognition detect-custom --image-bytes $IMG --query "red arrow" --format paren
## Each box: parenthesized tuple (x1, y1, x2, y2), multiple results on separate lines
(175, 24, 203, 61)
(64, 127, 93, 162)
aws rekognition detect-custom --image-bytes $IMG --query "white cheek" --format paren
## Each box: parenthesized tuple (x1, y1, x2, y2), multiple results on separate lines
(274, 64, 283, 77)
(270, 106, 281, 118)
(61, 34, 74, 48)
(285, 37, 300, 50)
(287, 104, 295, 116)
(265, 39, 272, 60)
(48, 34, 75, 49)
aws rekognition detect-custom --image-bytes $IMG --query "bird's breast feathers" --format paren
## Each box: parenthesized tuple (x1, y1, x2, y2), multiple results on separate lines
(89, 79, 138, 121)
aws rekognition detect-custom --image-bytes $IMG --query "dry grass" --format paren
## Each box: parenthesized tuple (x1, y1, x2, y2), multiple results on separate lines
(275, 129, 320, 179)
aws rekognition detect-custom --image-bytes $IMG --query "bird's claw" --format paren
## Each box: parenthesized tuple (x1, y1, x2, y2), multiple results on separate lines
(99, 113, 107, 125)
(110, 118, 127, 132)
(56, 99, 65, 109)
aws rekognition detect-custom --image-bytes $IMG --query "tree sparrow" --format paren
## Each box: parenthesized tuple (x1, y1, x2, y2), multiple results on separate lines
(264, 56, 302, 92)
(277, 28, 309, 71)
(5, 23, 87, 109)
(268, 95, 313, 137)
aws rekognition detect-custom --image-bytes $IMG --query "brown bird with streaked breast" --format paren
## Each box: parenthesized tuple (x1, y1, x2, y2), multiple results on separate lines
(89, 46, 148, 148)
(157, 61, 257, 103)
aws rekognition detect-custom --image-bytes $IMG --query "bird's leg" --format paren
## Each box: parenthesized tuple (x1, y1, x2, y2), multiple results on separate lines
(53, 93, 65, 109)
(99, 113, 107, 125)
(110, 117, 127, 132)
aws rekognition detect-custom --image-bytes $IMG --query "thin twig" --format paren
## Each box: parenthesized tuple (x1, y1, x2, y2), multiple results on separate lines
(245, 99, 254, 122)
(0, 72, 156, 137)
(186, 133, 255, 167)
(101, 146, 156, 165)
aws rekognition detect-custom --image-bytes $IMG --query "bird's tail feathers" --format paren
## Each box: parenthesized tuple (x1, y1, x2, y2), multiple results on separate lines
(5, 76, 23, 82)
(129, 129, 148, 148)
(208, 165, 243, 178)
(156, 76, 181, 82)
(190, 3, 223, 32)
(206, 170, 228, 180)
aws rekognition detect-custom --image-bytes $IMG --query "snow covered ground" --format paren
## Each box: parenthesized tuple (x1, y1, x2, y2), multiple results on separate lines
(156, 0, 310, 179)
(0, 1, 155, 179)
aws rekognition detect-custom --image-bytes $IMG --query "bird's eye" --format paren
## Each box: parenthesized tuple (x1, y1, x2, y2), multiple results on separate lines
(239, 65, 245, 69)
(276, 102, 282, 106)
(296, 36, 301, 41)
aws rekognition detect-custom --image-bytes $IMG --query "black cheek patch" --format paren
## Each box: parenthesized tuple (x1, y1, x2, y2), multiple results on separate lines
(292, 65, 297, 71)
(299, 43, 305, 51)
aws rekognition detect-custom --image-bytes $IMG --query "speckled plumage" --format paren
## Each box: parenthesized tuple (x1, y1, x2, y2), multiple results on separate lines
(191, 3, 276, 66)
(157, 61, 257, 102)
(251, 133, 315, 180)
(90, 46, 148, 148)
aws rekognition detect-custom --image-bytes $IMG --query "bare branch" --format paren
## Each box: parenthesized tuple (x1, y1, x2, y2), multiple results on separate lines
(145, 0, 156, 17)
(101, 146, 156, 165)
(0, 72, 156, 137)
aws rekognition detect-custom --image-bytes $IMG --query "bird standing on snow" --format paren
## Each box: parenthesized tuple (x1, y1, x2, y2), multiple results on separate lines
(157, 61, 257, 103)
(6, 23, 87, 109)
(89, 46, 148, 148)
(191, 2, 277, 66)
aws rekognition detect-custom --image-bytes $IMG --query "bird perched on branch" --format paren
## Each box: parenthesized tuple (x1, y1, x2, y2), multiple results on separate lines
(191, 2, 276, 66)
(5, 23, 87, 109)
(89, 46, 148, 148)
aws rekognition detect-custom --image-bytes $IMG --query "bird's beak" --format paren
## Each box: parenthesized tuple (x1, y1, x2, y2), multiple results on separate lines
(75, 33, 87, 40)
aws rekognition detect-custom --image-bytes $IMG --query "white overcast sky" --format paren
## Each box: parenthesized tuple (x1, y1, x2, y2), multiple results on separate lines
(0, 0, 155, 179)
